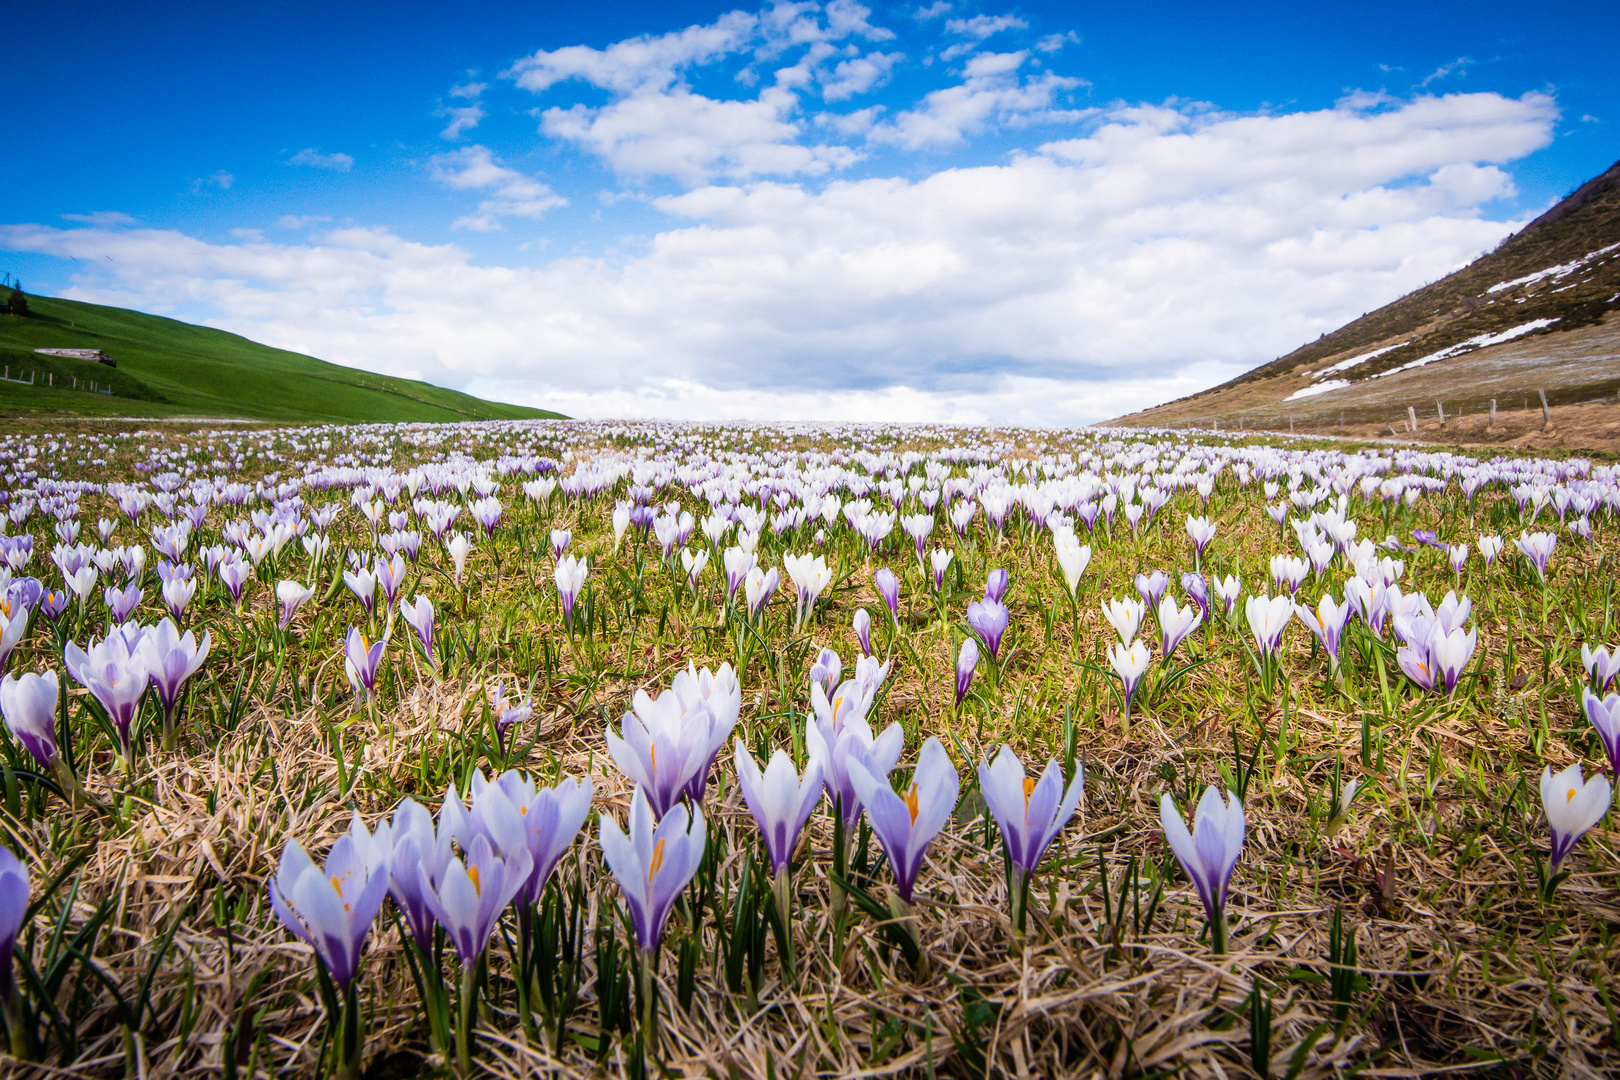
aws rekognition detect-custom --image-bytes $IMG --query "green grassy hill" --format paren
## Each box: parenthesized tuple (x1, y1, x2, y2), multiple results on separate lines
(0, 294, 564, 422)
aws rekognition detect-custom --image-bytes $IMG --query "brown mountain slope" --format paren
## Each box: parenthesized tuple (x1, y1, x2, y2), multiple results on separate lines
(1113, 158, 1620, 435)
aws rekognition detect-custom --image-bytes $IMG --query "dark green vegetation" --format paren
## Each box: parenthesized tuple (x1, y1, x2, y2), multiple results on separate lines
(0, 293, 564, 422)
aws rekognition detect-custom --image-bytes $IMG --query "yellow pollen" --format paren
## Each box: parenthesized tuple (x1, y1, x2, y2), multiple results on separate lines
(648, 837, 666, 883)
(650, 744, 657, 777)
(331, 875, 350, 912)
(905, 785, 920, 825)
(1568, 788, 1579, 803)
(1023, 777, 1037, 816)
(467, 865, 481, 895)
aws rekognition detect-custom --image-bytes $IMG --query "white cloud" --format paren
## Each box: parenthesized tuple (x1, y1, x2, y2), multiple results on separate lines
(277, 215, 333, 229)
(191, 171, 233, 192)
(0, 90, 1558, 424)
(944, 14, 1028, 39)
(912, 2, 952, 21)
(509, 6, 895, 185)
(1420, 56, 1475, 88)
(438, 105, 485, 140)
(869, 51, 1086, 149)
(61, 211, 139, 227)
(450, 81, 487, 99)
(428, 145, 566, 230)
(289, 148, 355, 171)
(1036, 31, 1080, 53)
(820, 50, 902, 101)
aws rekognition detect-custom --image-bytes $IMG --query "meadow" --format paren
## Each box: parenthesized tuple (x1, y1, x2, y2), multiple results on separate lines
(0, 418, 1614, 1079)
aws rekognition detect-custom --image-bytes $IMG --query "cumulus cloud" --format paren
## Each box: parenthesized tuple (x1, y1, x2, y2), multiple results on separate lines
(869, 51, 1086, 149)
(0, 90, 1558, 423)
(61, 211, 139, 227)
(191, 171, 233, 192)
(289, 148, 355, 171)
(508, 5, 893, 184)
(429, 145, 566, 230)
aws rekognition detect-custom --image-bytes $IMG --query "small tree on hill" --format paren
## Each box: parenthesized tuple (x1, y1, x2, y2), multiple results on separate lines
(5, 283, 27, 316)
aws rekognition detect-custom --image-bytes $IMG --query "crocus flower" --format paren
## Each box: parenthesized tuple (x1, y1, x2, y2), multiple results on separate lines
(268, 828, 390, 989)
(978, 745, 1083, 922)
(343, 626, 387, 702)
(806, 686, 904, 829)
(1515, 531, 1557, 580)
(343, 564, 377, 615)
(669, 661, 742, 804)
(734, 740, 824, 876)
(470, 769, 594, 903)
(218, 557, 250, 608)
(1478, 534, 1504, 567)
(1429, 625, 1477, 695)
(1160, 786, 1246, 953)
(1541, 763, 1611, 873)
(606, 684, 713, 819)
(553, 554, 588, 626)
(875, 567, 901, 624)
(1181, 571, 1209, 627)
(809, 647, 842, 697)
(966, 598, 1010, 661)
(1294, 594, 1350, 671)
(1185, 515, 1217, 563)
(1211, 573, 1242, 618)
(0, 846, 26, 1008)
(783, 552, 832, 629)
(985, 568, 1009, 603)
(1582, 644, 1620, 692)
(927, 547, 952, 591)
(400, 595, 435, 664)
(446, 533, 472, 582)
(744, 565, 781, 619)
(1156, 596, 1202, 662)
(1448, 543, 1469, 575)
(0, 600, 27, 672)
(853, 608, 872, 656)
(104, 582, 141, 623)
(277, 580, 314, 630)
(848, 737, 959, 904)
(1135, 570, 1169, 610)
(140, 618, 211, 742)
(1581, 690, 1620, 777)
(64, 628, 149, 758)
(1245, 594, 1293, 657)
(1050, 526, 1091, 599)
(955, 638, 978, 706)
(550, 528, 571, 559)
(1107, 639, 1151, 720)
(487, 680, 533, 754)
(1101, 596, 1144, 644)
(420, 833, 532, 966)
(599, 785, 706, 953)
(0, 669, 58, 767)
(723, 547, 756, 601)
(379, 792, 467, 954)
(161, 574, 196, 620)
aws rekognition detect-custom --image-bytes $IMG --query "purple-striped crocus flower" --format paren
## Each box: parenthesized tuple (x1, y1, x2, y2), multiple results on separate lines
(1582, 644, 1620, 692)
(875, 567, 901, 626)
(978, 745, 1082, 939)
(849, 737, 958, 905)
(966, 598, 1010, 661)
(268, 825, 390, 990)
(554, 554, 588, 627)
(140, 618, 211, 748)
(1541, 763, 1610, 876)
(343, 626, 387, 702)
(1581, 690, 1620, 777)
(276, 580, 314, 630)
(806, 687, 904, 830)
(1181, 571, 1209, 628)
(955, 638, 978, 706)
(605, 685, 712, 819)
(471, 769, 594, 905)
(984, 568, 1009, 603)
(1160, 786, 1246, 954)
(400, 595, 435, 665)
(853, 608, 872, 656)
(599, 785, 706, 954)
(0, 846, 26, 1011)
(809, 647, 842, 698)
(104, 583, 141, 624)
(1156, 596, 1201, 663)
(1135, 570, 1169, 610)
(64, 628, 150, 761)
(487, 681, 533, 755)
(420, 833, 532, 969)
(734, 739, 824, 878)
(1295, 594, 1350, 672)
(1515, 531, 1557, 580)
(0, 670, 58, 769)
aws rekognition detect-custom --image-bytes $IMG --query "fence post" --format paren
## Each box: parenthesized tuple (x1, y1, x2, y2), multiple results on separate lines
(1436, 400, 1446, 428)
(1489, 399, 1496, 427)
(1408, 405, 1418, 432)
(1538, 388, 1551, 430)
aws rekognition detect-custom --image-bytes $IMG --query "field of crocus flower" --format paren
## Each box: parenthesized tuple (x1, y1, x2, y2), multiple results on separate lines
(0, 419, 1614, 1079)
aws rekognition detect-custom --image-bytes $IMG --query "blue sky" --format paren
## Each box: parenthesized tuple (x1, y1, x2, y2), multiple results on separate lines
(4, 1, 1615, 422)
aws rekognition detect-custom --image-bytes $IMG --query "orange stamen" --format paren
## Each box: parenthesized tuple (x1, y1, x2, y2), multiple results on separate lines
(1023, 777, 1037, 819)
(649, 838, 666, 883)
(467, 865, 482, 895)
(905, 785, 920, 825)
